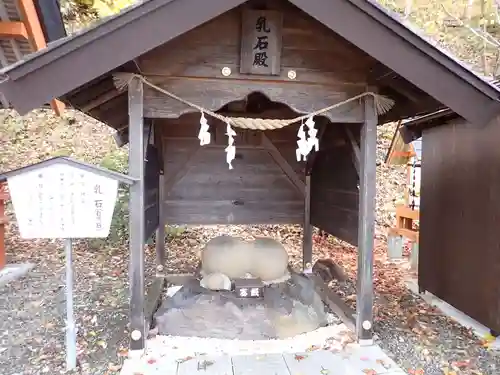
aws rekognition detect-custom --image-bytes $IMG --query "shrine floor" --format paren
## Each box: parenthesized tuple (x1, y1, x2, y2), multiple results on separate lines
(120, 285, 408, 375)
(120, 341, 408, 375)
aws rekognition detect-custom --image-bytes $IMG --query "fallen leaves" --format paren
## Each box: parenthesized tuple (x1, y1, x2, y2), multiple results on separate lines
(107, 362, 122, 372)
(441, 368, 457, 375)
(177, 355, 194, 363)
(306, 344, 321, 352)
(376, 359, 391, 370)
(97, 339, 108, 349)
(294, 354, 307, 361)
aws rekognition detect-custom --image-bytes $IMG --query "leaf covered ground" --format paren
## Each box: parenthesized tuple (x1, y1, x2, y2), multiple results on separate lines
(0, 109, 498, 375)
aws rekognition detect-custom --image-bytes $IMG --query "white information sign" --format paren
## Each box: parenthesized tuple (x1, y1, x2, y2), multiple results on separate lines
(7, 163, 119, 239)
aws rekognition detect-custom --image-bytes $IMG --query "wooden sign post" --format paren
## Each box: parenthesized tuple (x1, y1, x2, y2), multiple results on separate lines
(240, 9, 283, 76)
(0, 157, 135, 371)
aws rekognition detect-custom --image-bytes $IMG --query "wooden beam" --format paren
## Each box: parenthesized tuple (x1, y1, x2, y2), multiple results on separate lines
(128, 77, 146, 352)
(302, 175, 312, 270)
(163, 147, 202, 194)
(50, 99, 65, 116)
(17, 0, 46, 50)
(144, 277, 165, 329)
(0, 21, 28, 39)
(356, 95, 377, 342)
(310, 274, 356, 331)
(81, 90, 123, 112)
(261, 134, 305, 195)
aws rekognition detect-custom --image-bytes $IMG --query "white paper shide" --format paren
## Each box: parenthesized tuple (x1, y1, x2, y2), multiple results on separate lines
(7, 163, 119, 239)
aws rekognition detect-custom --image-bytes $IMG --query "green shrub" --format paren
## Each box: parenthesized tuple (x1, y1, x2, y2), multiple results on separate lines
(89, 148, 129, 248)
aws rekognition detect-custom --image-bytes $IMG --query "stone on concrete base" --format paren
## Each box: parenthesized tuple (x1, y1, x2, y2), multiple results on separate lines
(387, 234, 403, 260)
(0, 263, 35, 287)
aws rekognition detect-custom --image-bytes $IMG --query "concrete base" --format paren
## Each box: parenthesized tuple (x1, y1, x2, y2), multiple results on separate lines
(409, 243, 419, 271)
(0, 263, 35, 287)
(405, 278, 500, 350)
(387, 234, 403, 260)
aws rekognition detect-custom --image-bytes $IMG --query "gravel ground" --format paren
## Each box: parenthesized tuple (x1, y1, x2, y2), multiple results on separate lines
(325, 237, 500, 375)
(0, 228, 157, 375)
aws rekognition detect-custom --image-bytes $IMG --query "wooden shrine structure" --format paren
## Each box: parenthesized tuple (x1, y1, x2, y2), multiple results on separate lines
(1, 0, 500, 351)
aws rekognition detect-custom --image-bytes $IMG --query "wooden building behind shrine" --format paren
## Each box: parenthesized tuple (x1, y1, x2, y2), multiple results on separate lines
(400, 107, 500, 337)
(1, 0, 500, 347)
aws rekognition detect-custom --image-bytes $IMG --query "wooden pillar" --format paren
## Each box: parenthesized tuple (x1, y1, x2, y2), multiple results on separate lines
(154, 124, 166, 269)
(155, 174, 166, 268)
(128, 77, 146, 352)
(356, 95, 377, 342)
(303, 174, 313, 270)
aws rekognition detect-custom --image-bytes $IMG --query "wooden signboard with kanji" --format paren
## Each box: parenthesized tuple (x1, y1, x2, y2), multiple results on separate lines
(240, 9, 283, 76)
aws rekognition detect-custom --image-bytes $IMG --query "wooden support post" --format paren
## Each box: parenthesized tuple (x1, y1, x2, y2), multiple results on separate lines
(0, 184, 7, 270)
(356, 95, 377, 342)
(155, 174, 166, 268)
(128, 77, 146, 352)
(303, 174, 313, 270)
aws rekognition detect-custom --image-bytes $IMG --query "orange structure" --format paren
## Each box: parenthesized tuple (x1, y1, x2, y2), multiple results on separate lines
(0, 0, 67, 269)
(0, 0, 64, 114)
(385, 121, 421, 267)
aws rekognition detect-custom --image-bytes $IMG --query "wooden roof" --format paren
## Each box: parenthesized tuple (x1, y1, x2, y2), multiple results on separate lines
(0, 0, 499, 130)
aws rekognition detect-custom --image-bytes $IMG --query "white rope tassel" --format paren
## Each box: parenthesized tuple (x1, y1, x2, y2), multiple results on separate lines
(296, 121, 309, 162)
(198, 112, 211, 146)
(305, 116, 319, 153)
(225, 121, 236, 169)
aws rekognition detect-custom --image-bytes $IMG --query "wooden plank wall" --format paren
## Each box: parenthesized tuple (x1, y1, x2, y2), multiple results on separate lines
(139, 0, 370, 239)
(310, 124, 361, 245)
(136, 0, 373, 121)
(158, 114, 305, 225)
(419, 116, 500, 332)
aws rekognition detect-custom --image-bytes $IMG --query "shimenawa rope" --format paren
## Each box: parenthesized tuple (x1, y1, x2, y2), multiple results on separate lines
(112, 73, 395, 130)
(113, 73, 394, 169)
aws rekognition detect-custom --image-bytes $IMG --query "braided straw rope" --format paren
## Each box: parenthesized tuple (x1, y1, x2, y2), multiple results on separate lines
(112, 73, 395, 130)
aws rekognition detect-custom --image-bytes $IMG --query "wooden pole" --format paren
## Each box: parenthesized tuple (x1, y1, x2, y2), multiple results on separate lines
(153, 122, 166, 269)
(303, 174, 313, 270)
(0, 184, 8, 270)
(64, 238, 77, 370)
(356, 95, 377, 342)
(128, 77, 146, 353)
(155, 174, 166, 268)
